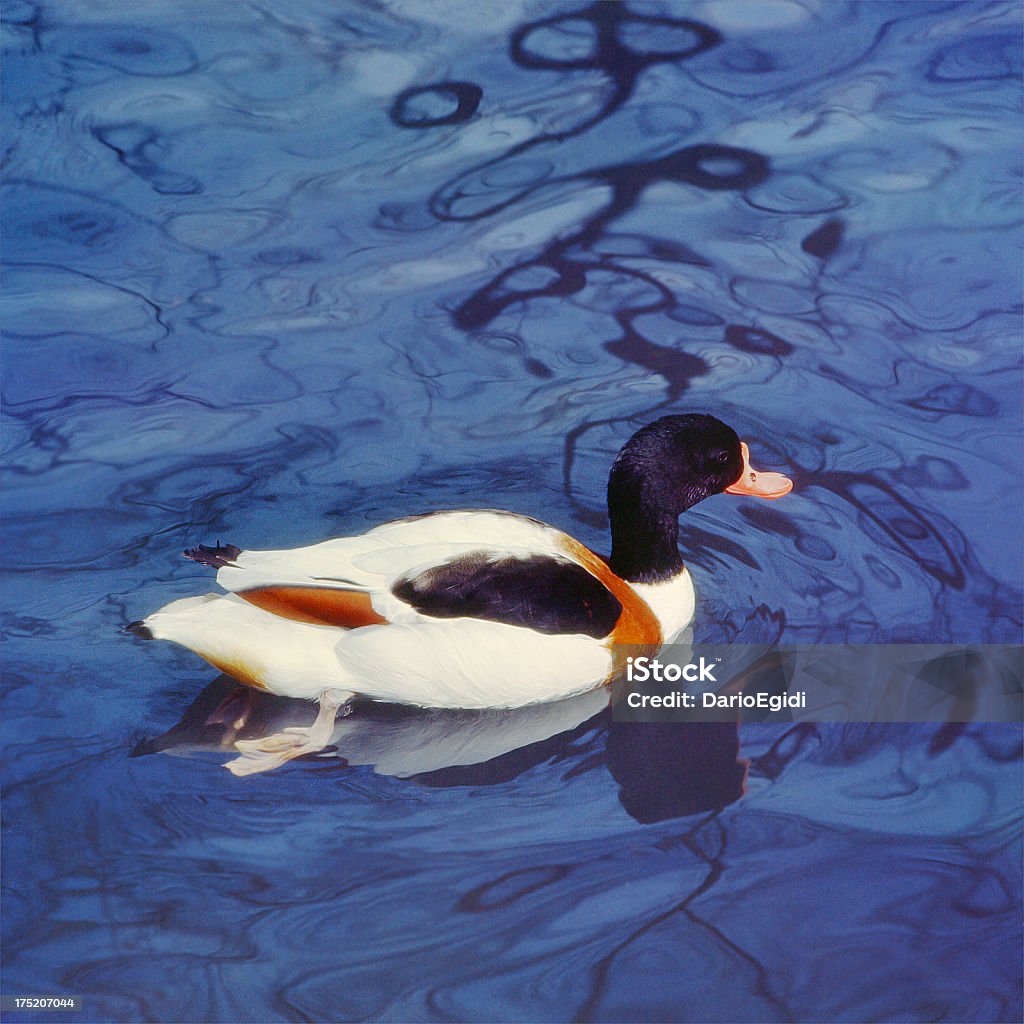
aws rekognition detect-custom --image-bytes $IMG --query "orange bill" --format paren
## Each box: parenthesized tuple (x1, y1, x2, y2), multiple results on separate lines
(724, 442, 793, 499)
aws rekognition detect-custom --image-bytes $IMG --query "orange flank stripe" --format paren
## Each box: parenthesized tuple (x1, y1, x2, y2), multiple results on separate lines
(561, 538, 662, 647)
(202, 655, 269, 692)
(238, 586, 389, 628)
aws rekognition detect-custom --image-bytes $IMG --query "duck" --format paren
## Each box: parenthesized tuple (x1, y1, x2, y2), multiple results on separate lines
(126, 414, 792, 774)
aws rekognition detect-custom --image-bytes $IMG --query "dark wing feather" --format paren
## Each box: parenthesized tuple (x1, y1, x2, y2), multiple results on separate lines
(392, 551, 621, 639)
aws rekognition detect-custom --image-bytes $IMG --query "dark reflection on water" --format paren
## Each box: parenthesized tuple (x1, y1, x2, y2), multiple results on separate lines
(132, 676, 748, 821)
(2, 1, 1021, 1021)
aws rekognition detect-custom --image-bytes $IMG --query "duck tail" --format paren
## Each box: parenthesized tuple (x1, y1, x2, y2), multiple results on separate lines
(121, 620, 154, 639)
(121, 595, 223, 645)
(183, 542, 242, 568)
(118, 594, 342, 698)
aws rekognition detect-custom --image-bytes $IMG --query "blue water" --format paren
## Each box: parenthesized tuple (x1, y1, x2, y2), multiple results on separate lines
(2, 1, 1022, 1021)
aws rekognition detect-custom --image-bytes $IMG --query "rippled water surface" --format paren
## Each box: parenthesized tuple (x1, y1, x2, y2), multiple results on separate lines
(2, 1, 1022, 1021)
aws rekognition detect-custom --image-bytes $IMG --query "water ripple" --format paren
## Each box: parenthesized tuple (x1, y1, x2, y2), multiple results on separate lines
(2, 1, 1021, 1021)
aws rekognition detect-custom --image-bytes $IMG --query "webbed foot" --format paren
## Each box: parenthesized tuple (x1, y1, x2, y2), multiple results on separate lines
(224, 689, 353, 776)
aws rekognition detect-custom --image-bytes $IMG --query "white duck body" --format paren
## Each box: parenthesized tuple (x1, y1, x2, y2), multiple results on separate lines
(141, 510, 695, 710)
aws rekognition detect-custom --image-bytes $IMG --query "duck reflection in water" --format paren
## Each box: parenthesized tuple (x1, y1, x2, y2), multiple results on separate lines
(133, 677, 749, 824)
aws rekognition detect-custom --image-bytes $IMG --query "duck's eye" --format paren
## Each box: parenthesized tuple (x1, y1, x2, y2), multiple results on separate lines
(716, 451, 730, 463)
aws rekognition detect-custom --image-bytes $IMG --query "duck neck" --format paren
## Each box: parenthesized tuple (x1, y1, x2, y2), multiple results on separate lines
(608, 505, 684, 584)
